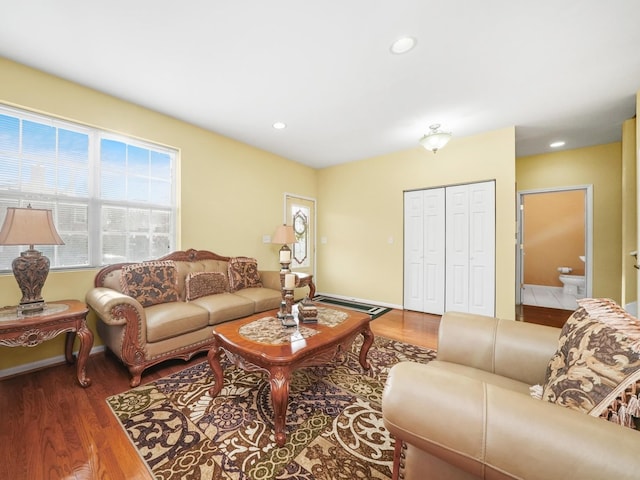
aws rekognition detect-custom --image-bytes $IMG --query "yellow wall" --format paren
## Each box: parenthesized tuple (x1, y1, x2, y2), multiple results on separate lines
(0, 57, 317, 371)
(317, 127, 517, 320)
(517, 143, 623, 302)
(622, 117, 637, 307)
(7, 55, 629, 374)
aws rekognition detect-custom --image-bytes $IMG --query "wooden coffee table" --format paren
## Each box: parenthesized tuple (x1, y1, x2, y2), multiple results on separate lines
(207, 305, 374, 447)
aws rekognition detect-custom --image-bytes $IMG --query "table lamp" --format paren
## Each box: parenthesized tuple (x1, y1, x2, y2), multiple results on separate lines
(272, 224, 296, 272)
(0, 205, 65, 313)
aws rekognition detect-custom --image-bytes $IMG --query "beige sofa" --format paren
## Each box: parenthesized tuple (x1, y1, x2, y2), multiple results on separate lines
(382, 306, 640, 480)
(86, 249, 312, 386)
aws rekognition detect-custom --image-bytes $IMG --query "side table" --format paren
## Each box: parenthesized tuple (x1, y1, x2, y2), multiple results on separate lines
(0, 299, 93, 387)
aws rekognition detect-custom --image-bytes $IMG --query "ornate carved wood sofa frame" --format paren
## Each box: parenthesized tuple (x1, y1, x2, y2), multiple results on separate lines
(86, 249, 313, 386)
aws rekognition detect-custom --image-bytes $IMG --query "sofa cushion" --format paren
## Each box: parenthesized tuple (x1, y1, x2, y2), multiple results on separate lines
(233, 287, 282, 313)
(542, 298, 640, 428)
(190, 292, 256, 325)
(185, 271, 229, 301)
(144, 301, 210, 343)
(120, 261, 180, 307)
(427, 360, 532, 395)
(227, 256, 262, 292)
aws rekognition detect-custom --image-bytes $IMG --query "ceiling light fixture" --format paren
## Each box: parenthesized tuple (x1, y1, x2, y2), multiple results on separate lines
(390, 36, 417, 55)
(273, 122, 287, 130)
(419, 124, 452, 153)
(549, 141, 565, 148)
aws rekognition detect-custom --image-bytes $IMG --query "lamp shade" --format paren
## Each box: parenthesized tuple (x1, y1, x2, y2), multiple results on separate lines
(0, 206, 64, 247)
(419, 124, 452, 153)
(272, 224, 296, 244)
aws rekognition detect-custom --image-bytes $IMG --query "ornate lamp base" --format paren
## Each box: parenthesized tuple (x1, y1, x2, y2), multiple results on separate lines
(12, 249, 50, 313)
(17, 300, 46, 314)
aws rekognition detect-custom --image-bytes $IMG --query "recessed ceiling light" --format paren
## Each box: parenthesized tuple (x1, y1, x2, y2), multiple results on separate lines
(390, 36, 417, 55)
(273, 122, 287, 130)
(550, 141, 566, 148)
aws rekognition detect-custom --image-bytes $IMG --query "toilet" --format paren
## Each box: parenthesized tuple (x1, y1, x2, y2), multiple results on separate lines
(558, 274, 585, 295)
(558, 256, 586, 296)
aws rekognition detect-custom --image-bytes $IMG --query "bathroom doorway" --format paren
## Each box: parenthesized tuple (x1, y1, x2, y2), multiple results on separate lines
(516, 185, 593, 310)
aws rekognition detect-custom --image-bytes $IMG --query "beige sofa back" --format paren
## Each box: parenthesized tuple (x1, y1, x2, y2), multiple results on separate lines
(94, 250, 236, 300)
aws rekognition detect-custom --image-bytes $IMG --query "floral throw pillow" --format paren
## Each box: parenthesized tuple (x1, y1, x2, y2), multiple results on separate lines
(542, 298, 640, 430)
(120, 261, 180, 307)
(185, 272, 229, 301)
(227, 257, 262, 292)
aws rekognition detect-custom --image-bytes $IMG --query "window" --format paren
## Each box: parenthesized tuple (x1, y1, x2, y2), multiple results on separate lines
(0, 105, 177, 271)
(292, 206, 310, 268)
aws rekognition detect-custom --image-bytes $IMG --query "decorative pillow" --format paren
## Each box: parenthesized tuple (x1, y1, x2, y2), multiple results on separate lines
(542, 298, 640, 430)
(598, 381, 640, 429)
(120, 261, 180, 307)
(185, 271, 228, 301)
(227, 257, 262, 292)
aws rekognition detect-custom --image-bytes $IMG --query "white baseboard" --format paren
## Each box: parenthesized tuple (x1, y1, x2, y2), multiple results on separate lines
(315, 291, 403, 311)
(0, 345, 105, 380)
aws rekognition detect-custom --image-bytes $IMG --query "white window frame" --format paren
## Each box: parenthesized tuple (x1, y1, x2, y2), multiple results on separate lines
(0, 104, 178, 271)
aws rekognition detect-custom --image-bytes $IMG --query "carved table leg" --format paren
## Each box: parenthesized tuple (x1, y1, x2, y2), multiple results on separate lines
(64, 331, 76, 364)
(359, 323, 374, 371)
(307, 280, 316, 299)
(391, 438, 405, 480)
(269, 365, 291, 447)
(75, 324, 94, 387)
(207, 344, 224, 397)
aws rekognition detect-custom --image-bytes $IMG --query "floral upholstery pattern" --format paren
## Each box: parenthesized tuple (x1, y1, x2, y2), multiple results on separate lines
(185, 271, 228, 301)
(120, 261, 180, 307)
(542, 298, 640, 430)
(227, 257, 262, 292)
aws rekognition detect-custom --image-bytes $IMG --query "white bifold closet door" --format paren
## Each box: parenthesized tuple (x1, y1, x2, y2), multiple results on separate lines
(403, 181, 495, 316)
(404, 188, 446, 314)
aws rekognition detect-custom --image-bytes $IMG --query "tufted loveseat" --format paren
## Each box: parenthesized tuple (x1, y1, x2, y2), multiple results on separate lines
(86, 249, 312, 386)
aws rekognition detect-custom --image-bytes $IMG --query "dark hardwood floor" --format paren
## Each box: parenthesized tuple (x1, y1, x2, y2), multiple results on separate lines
(0, 305, 570, 479)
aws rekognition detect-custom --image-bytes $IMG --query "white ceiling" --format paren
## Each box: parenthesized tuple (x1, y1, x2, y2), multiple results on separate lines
(1, 0, 639, 168)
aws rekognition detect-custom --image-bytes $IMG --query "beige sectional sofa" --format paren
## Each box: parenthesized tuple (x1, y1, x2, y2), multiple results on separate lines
(86, 249, 312, 386)
(382, 299, 640, 480)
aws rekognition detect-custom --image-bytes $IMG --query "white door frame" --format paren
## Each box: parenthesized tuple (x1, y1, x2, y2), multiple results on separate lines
(283, 192, 317, 278)
(516, 185, 593, 305)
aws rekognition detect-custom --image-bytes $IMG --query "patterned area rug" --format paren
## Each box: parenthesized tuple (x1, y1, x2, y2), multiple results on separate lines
(107, 336, 435, 479)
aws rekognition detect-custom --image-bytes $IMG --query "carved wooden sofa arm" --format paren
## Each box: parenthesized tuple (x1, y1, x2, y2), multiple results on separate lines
(86, 287, 150, 384)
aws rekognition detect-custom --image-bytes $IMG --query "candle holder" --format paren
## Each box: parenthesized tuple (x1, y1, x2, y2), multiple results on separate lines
(282, 273, 297, 293)
(279, 245, 292, 272)
(279, 260, 292, 273)
(281, 288, 297, 327)
(284, 288, 294, 314)
(273, 224, 295, 273)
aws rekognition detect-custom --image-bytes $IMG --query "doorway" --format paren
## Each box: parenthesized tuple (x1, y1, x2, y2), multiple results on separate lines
(284, 193, 316, 277)
(516, 185, 593, 310)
